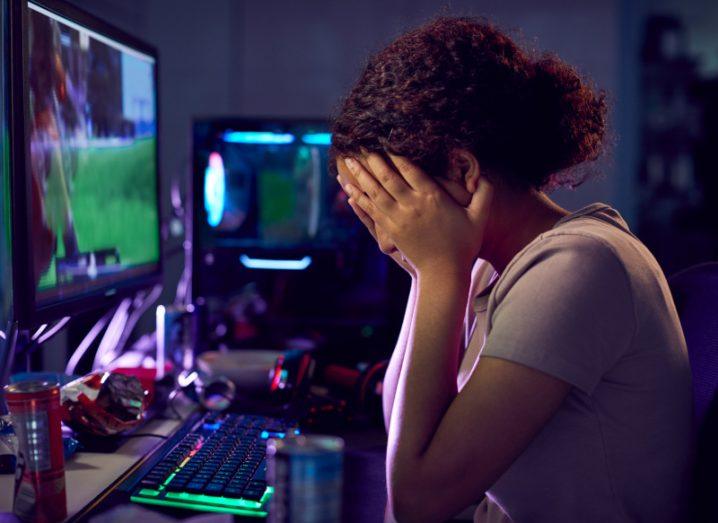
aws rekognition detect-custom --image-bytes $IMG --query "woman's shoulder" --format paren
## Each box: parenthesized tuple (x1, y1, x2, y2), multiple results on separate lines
(492, 222, 636, 310)
(501, 204, 644, 284)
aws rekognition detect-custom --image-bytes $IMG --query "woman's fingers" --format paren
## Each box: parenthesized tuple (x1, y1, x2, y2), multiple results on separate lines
(344, 158, 396, 212)
(338, 172, 384, 241)
(386, 153, 436, 192)
(363, 153, 411, 200)
(347, 197, 378, 241)
(346, 185, 387, 228)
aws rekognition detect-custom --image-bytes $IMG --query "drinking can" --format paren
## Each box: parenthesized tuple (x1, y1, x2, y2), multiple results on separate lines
(4, 381, 67, 522)
(267, 435, 344, 523)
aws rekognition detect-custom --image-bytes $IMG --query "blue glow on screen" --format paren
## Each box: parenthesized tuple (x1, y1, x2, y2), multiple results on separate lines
(222, 131, 295, 145)
(301, 133, 332, 145)
(204, 152, 226, 227)
(239, 255, 313, 271)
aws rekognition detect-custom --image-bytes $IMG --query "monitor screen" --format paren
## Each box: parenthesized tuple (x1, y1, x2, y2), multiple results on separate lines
(25, 2, 160, 312)
(0, 0, 9, 328)
(192, 119, 406, 351)
(196, 120, 356, 251)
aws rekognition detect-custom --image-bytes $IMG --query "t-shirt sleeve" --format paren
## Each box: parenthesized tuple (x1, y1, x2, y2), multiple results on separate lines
(480, 233, 636, 395)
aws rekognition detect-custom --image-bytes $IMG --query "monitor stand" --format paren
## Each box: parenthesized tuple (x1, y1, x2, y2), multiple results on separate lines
(0, 322, 19, 415)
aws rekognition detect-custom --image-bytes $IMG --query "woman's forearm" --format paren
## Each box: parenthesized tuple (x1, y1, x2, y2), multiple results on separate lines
(382, 276, 418, 431)
(387, 272, 469, 516)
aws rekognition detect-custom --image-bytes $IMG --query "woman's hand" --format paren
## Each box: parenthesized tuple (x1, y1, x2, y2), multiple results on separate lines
(348, 197, 415, 275)
(343, 153, 492, 280)
(337, 172, 415, 276)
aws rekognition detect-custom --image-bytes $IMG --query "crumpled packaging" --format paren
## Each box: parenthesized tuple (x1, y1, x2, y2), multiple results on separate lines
(61, 371, 146, 436)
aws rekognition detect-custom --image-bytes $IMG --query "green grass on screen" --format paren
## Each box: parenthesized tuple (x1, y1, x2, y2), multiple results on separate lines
(38, 137, 158, 290)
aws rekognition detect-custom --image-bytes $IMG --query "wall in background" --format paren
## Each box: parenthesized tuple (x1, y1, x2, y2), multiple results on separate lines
(229, 0, 626, 217)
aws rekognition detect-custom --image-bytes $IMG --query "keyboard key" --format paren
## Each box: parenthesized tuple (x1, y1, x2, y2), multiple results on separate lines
(232, 472, 251, 482)
(223, 487, 243, 497)
(229, 485, 248, 495)
(248, 480, 266, 490)
(242, 488, 265, 501)
(144, 471, 164, 480)
(175, 473, 194, 482)
(165, 481, 188, 492)
(140, 478, 161, 489)
(185, 481, 206, 493)
(205, 482, 224, 494)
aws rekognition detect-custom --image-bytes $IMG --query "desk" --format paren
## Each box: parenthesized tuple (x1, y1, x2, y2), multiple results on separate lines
(0, 408, 389, 522)
(0, 409, 193, 521)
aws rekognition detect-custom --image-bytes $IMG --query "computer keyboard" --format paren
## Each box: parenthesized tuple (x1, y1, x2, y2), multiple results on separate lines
(130, 412, 298, 517)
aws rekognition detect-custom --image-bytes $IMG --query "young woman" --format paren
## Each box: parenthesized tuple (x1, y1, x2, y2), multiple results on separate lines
(330, 18, 692, 523)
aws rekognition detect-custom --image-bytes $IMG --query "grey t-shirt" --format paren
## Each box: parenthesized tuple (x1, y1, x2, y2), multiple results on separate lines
(469, 203, 692, 523)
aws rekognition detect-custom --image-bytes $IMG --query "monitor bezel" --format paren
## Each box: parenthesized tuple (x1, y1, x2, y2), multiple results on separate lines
(9, 0, 163, 327)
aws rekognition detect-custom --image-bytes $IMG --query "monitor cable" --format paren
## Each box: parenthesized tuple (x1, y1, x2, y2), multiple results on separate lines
(36, 317, 70, 345)
(113, 284, 163, 359)
(65, 307, 116, 376)
(90, 283, 163, 371)
(92, 297, 132, 370)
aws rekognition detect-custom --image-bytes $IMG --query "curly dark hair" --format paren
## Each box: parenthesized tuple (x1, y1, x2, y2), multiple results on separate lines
(330, 17, 607, 190)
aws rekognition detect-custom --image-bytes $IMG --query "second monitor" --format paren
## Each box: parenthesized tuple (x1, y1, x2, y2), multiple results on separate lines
(192, 118, 406, 351)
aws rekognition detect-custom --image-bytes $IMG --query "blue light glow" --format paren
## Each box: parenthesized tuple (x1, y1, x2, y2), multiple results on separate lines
(301, 133, 332, 146)
(260, 430, 287, 440)
(222, 131, 295, 145)
(239, 255, 313, 271)
(204, 152, 225, 227)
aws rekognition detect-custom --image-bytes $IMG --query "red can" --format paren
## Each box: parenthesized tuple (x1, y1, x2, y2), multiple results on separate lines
(4, 381, 67, 522)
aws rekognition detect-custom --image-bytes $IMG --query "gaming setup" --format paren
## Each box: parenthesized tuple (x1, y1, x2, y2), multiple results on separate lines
(0, 0, 398, 520)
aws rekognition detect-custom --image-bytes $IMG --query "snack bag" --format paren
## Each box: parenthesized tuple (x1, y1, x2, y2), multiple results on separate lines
(61, 372, 146, 436)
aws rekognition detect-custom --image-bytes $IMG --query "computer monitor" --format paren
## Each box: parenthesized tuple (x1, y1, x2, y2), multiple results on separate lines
(192, 119, 406, 351)
(0, 0, 10, 329)
(9, 0, 161, 326)
(195, 119, 354, 253)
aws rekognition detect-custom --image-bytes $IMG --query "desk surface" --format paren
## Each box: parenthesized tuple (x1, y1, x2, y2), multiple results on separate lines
(0, 399, 195, 521)
(0, 406, 389, 522)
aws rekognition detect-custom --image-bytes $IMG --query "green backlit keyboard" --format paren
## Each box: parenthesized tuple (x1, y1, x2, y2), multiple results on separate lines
(130, 412, 297, 517)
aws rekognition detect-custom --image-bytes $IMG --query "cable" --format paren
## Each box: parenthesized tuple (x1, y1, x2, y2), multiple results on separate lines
(98, 284, 162, 371)
(65, 307, 115, 375)
(175, 254, 191, 306)
(173, 158, 193, 308)
(111, 284, 162, 365)
(120, 433, 168, 440)
(167, 387, 184, 420)
(31, 324, 47, 341)
(37, 316, 70, 345)
(93, 297, 132, 370)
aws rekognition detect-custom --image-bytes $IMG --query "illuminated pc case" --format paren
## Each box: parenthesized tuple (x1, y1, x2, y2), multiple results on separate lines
(192, 118, 407, 356)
